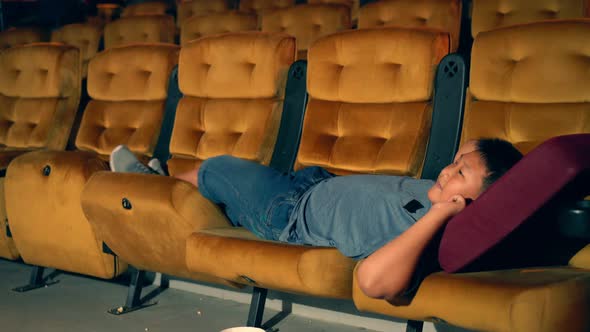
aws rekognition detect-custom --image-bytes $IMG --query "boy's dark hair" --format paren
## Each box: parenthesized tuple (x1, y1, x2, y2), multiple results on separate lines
(476, 138, 524, 190)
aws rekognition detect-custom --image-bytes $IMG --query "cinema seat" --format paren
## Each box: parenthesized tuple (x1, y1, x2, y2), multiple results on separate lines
(121, 1, 169, 17)
(239, 0, 295, 16)
(51, 23, 102, 78)
(177, 0, 230, 29)
(308, 0, 359, 23)
(0, 28, 44, 50)
(104, 15, 175, 49)
(352, 20, 590, 332)
(4, 44, 178, 290)
(180, 12, 257, 46)
(181, 27, 454, 327)
(261, 4, 352, 59)
(471, 0, 590, 37)
(80, 32, 300, 314)
(0, 44, 80, 262)
(358, 0, 462, 52)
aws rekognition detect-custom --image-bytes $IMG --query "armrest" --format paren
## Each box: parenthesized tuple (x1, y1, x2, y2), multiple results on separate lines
(81, 172, 231, 279)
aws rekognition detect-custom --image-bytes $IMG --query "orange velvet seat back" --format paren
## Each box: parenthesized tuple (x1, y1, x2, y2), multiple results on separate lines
(261, 4, 352, 59)
(239, 0, 295, 15)
(0, 28, 44, 50)
(308, 0, 359, 21)
(295, 28, 449, 176)
(75, 44, 179, 158)
(461, 20, 590, 155)
(177, 0, 230, 28)
(104, 15, 175, 49)
(121, 1, 169, 17)
(471, 0, 590, 37)
(0, 43, 81, 151)
(358, 0, 462, 52)
(167, 32, 295, 176)
(51, 23, 102, 78)
(181, 12, 257, 46)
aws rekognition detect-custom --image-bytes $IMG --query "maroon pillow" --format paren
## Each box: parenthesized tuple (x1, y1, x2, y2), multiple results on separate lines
(438, 134, 590, 273)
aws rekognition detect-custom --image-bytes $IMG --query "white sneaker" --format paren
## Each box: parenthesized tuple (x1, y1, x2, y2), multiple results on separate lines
(109, 145, 158, 174)
(147, 158, 167, 175)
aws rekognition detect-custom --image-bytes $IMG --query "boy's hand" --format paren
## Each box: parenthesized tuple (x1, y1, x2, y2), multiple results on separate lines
(431, 194, 467, 218)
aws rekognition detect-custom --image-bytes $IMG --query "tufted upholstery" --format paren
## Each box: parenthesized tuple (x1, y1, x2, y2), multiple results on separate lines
(104, 15, 175, 49)
(184, 27, 449, 300)
(121, 1, 169, 17)
(167, 32, 295, 175)
(239, 0, 295, 15)
(296, 28, 449, 175)
(461, 20, 590, 154)
(77, 44, 179, 157)
(261, 4, 352, 59)
(308, 0, 359, 21)
(0, 44, 80, 151)
(0, 28, 44, 50)
(79, 32, 294, 286)
(181, 12, 257, 46)
(358, 0, 462, 52)
(177, 0, 229, 28)
(471, 0, 590, 37)
(51, 23, 102, 78)
(0, 43, 80, 261)
(3, 44, 177, 279)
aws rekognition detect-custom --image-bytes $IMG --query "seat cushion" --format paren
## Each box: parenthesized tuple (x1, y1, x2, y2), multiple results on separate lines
(186, 227, 355, 298)
(353, 266, 590, 332)
(471, 0, 590, 37)
(358, 0, 462, 51)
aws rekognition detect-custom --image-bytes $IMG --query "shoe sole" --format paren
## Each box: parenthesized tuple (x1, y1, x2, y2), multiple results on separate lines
(109, 145, 126, 172)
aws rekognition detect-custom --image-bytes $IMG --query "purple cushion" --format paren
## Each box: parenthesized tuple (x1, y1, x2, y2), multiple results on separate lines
(439, 134, 590, 273)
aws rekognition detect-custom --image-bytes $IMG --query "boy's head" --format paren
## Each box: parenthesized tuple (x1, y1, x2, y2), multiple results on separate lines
(427, 138, 523, 204)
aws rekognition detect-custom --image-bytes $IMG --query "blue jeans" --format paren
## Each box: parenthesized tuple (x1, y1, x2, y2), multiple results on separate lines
(197, 155, 333, 240)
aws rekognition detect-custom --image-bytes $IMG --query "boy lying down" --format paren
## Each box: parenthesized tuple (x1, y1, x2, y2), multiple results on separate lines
(109, 138, 522, 303)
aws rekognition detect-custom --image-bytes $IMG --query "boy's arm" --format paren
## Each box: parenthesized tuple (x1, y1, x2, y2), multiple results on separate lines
(356, 195, 466, 303)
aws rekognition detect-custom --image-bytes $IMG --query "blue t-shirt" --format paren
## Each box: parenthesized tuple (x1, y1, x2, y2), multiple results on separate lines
(279, 174, 435, 260)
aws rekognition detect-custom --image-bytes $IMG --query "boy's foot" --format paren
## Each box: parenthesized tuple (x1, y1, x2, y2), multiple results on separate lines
(148, 158, 167, 176)
(110, 145, 158, 174)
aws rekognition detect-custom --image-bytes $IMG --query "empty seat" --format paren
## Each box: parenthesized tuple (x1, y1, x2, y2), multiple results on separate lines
(352, 20, 590, 332)
(51, 23, 102, 78)
(358, 0, 462, 52)
(308, 0, 360, 22)
(4, 44, 178, 280)
(239, 0, 295, 16)
(0, 44, 81, 261)
(0, 28, 44, 50)
(104, 15, 175, 49)
(121, 1, 169, 17)
(177, 0, 230, 29)
(471, 0, 590, 37)
(180, 12, 257, 46)
(261, 4, 352, 59)
(80, 32, 296, 298)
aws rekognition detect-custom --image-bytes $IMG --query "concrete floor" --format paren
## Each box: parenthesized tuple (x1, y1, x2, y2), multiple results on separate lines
(1, 259, 386, 332)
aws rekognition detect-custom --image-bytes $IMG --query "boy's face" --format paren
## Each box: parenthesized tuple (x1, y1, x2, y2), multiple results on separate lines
(427, 141, 488, 204)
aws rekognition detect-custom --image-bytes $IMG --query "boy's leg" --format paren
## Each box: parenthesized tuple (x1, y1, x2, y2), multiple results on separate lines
(197, 155, 302, 240)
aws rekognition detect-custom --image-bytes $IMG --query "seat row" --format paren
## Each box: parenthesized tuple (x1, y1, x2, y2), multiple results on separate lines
(4, 0, 590, 67)
(0, 19, 589, 331)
